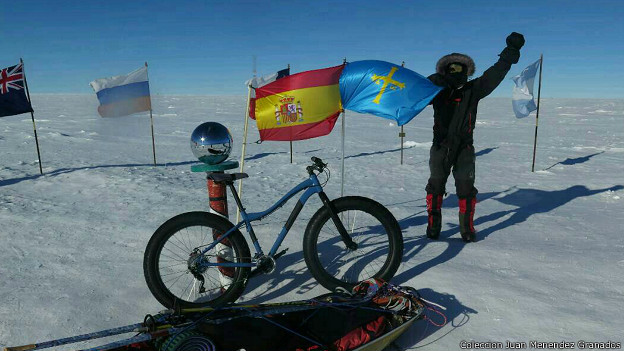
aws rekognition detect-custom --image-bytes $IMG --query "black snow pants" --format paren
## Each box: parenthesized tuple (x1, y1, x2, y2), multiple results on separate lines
(426, 143, 478, 238)
(426, 143, 477, 197)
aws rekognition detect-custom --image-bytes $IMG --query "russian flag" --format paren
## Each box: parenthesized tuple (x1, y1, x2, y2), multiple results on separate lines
(90, 67, 151, 117)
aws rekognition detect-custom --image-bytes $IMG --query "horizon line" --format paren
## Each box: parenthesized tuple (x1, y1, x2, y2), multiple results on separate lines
(27, 93, 623, 100)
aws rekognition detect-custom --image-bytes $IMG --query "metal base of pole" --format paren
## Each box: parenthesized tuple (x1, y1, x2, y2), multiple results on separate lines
(191, 161, 239, 173)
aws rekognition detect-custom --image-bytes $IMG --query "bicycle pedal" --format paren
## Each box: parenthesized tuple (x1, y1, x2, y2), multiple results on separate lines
(274, 248, 289, 260)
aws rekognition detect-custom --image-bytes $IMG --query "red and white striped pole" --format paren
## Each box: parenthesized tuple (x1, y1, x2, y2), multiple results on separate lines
(190, 123, 240, 293)
(207, 175, 236, 287)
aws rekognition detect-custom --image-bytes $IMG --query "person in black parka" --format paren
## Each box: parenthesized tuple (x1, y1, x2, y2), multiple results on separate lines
(425, 32, 525, 242)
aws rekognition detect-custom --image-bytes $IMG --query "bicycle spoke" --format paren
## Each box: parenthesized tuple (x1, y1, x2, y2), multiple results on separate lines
(161, 247, 188, 262)
(318, 227, 341, 243)
(203, 273, 223, 288)
(159, 262, 187, 270)
(163, 269, 188, 287)
(180, 276, 195, 301)
(323, 251, 349, 270)
(349, 211, 358, 233)
(201, 225, 210, 248)
(314, 207, 393, 283)
(177, 228, 190, 253)
(184, 228, 194, 253)
(164, 239, 191, 260)
(161, 268, 190, 277)
(188, 279, 202, 302)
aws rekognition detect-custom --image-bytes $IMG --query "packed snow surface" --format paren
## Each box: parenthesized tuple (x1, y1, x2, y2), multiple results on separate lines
(1, 95, 623, 350)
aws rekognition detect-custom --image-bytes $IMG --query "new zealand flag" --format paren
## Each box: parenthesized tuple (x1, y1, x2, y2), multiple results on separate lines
(0, 63, 34, 117)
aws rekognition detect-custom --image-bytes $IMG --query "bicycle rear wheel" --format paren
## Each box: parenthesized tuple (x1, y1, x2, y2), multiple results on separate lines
(143, 211, 251, 308)
(303, 196, 403, 292)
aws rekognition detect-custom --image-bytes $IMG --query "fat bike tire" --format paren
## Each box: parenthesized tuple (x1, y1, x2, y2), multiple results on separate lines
(143, 211, 251, 309)
(303, 196, 403, 292)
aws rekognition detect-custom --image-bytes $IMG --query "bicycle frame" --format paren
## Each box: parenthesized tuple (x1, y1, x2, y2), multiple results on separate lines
(198, 173, 324, 268)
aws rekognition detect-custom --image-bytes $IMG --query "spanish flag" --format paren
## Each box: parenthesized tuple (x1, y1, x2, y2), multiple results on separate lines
(254, 65, 344, 141)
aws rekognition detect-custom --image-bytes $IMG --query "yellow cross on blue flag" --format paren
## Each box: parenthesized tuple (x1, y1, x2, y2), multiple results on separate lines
(339, 60, 442, 126)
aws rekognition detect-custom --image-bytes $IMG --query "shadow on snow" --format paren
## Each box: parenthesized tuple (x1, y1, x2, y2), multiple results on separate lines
(241, 183, 622, 347)
(388, 184, 621, 346)
(0, 160, 197, 187)
(395, 184, 623, 284)
(244, 149, 321, 161)
(344, 145, 498, 161)
(245, 152, 287, 161)
(474, 147, 498, 157)
(4, 148, 621, 348)
(544, 151, 605, 170)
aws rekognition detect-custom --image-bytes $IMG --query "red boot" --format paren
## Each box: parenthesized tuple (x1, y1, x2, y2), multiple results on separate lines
(458, 197, 477, 242)
(426, 194, 443, 240)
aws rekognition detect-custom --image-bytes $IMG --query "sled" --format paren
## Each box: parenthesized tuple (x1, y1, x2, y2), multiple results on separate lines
(4, 280, 436, 351)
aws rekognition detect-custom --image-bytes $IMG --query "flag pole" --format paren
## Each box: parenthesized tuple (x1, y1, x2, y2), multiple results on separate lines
(400, 61, 406, 165)
(145, 62, 157, 166)
(20, 58, 43, 175)
(341, 110, 345, 198)
(236, 56, 256, 223)
(236, 83, 253, 223)
(340, 58, 347, 197)
(288, 64, 293, 164)
(531, 54, 543, 172)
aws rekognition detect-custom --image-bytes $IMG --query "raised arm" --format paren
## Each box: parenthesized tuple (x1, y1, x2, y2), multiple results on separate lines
(474, 32, 525, 99)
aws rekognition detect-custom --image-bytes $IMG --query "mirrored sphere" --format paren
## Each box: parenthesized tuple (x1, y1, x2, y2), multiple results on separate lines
(190, 122, 233, 164)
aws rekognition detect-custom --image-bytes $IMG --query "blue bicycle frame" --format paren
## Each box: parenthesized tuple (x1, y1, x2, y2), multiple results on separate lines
(198, 172, 324, 269)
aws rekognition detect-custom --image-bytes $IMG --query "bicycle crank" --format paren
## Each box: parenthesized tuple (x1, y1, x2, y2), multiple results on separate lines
(249, 249, 288, 278)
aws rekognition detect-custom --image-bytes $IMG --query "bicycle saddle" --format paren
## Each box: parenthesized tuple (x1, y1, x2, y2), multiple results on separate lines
(206, 172, 249, 183)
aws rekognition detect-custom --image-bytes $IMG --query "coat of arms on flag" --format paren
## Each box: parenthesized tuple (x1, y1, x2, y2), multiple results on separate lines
(0, 63, 34, 118)
(275, 96, 303, 125)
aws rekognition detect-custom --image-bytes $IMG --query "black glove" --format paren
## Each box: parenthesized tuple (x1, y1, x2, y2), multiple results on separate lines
(506, 32, 525, 50)
(499, 32, 524, 64)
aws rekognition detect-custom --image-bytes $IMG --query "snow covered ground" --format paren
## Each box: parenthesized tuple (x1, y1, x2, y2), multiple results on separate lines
(1, 95, 623, 350)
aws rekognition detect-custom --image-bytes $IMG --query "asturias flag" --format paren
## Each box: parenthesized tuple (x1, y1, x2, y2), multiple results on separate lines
(90, 67, 151, 118)
(512, 58, 541, 118)
(254, 65, 343, 141)
(339, 60, 442, 126)
(0, 63, 34, 118)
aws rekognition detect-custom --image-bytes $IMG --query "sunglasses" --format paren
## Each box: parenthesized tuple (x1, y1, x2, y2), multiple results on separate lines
(447, 63, 465, 74)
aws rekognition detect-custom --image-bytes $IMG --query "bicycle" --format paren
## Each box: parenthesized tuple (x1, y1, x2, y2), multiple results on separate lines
(143, 157, 403, 308)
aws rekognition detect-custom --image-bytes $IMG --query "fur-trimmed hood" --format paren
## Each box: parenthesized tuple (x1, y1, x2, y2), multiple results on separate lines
(436, 53, 476, 77)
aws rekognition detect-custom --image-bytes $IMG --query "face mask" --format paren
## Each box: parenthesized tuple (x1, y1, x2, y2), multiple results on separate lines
(444, 63, 468, 89)
(446, 72, 468, 89)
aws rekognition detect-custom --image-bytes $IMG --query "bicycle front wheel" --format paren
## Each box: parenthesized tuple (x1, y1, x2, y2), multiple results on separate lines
(143, 211, 251, 309)
(303, 196, 403, 292)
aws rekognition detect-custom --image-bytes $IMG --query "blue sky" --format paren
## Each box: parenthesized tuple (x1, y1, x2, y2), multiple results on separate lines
(2, 0, 622, 98)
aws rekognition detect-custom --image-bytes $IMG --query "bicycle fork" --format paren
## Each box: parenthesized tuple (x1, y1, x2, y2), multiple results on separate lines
(318, 192, 358, 250)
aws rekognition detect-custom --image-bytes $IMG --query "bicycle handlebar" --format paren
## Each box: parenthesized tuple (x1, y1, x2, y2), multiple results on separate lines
(307, 157, 328, 175)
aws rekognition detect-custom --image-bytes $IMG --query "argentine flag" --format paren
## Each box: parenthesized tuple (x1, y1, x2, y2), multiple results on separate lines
(512, 59, 541, 118)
